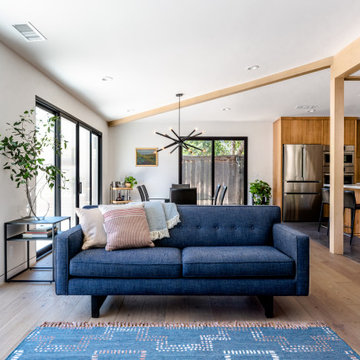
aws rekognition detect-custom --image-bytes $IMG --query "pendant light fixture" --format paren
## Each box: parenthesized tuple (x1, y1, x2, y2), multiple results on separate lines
(155, 93, 204, 154)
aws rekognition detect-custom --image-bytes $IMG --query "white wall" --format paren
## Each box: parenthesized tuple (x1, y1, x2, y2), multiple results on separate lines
(0, 41, 109, 283)
(109, 119, 273, 203)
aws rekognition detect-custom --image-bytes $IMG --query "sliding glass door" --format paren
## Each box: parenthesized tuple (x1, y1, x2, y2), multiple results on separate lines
(180, 137, 247, 205)
(35, 99, 102, 235)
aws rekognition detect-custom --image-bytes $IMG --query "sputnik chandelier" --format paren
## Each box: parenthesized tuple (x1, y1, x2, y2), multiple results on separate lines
(155, 93, 205, 154)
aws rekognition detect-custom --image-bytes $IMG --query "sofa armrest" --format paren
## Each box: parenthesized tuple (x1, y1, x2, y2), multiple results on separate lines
(273, 223, 309, 295)
(55, 225, 83, 295)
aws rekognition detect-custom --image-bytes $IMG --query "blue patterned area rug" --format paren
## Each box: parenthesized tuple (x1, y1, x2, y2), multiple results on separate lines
(7, 321, 359, 359)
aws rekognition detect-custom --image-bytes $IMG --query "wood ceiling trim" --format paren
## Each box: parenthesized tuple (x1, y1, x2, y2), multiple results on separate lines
(332, 37, 360, 79)
(344, 76, 360, 81)
(108, 56, 333, 127)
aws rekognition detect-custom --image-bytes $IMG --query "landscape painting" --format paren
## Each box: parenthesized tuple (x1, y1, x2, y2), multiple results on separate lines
(136, 148, 158, 166)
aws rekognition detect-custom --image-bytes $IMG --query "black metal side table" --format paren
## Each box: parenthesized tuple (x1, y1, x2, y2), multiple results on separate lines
(4, 216, 71, 283)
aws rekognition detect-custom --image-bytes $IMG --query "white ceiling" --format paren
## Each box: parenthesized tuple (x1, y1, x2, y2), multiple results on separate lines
(0, 0, 360, 123)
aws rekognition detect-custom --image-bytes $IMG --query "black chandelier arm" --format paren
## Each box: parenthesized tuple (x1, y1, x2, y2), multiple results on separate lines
(185, 142, 204, 152)
(182, 131, 203, 143)
(170, 144, 181, 154)
(170, 128, 183, 142)
(156, 140, 180, 152)
(155, 132, 178, 142)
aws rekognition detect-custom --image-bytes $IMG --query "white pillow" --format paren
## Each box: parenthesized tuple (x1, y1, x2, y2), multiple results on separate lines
(75, 207, 107, 250)
(98, 202, 142, 215)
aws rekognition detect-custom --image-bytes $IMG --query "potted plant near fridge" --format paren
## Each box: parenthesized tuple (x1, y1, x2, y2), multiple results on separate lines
(0, 109, 67, 219)
(249, 179, 272, 205)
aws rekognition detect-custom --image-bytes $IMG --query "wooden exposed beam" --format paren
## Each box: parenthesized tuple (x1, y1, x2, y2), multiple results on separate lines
(329, 74, 344, 255)
(344, 76, 360, 81)
(332, 37, 360, 79)
(108, 57, 333, 127)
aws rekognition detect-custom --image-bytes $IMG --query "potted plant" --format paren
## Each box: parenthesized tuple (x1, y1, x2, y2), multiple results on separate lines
(249, 179, 272, 205)
(124, 176, 137, 188)
(0, 109, 67, 219)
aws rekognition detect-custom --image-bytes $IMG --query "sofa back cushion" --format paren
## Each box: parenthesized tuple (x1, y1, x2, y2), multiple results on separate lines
(156, 205, 281, 248)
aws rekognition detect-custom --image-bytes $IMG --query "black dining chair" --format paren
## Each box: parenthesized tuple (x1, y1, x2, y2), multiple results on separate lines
(137, 185, 169, 202)
(212, 184, 221, 205)
(318, 187, 330, 235)
(218, 185, 228, 205)
(170, 188, 197, 205)
(171, 184, 190, 189)
(344, 190, 360, 245)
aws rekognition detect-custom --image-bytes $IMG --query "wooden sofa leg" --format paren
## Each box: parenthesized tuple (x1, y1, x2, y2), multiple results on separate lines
(91, 295, 107, 318)
(257, 296, 274, 318)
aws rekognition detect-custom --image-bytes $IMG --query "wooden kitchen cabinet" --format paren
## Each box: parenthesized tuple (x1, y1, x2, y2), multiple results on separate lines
(322, 118, 356, 145)
(273, 116, 358, 213)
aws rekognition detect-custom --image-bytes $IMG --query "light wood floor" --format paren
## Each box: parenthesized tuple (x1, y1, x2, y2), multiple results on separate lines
(1, 239, 360, 358)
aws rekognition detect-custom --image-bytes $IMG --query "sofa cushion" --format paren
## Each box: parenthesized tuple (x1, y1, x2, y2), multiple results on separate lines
(182, 246, 294, 278)
(70, 247, 181, 278)
(156, 205, 281, 248)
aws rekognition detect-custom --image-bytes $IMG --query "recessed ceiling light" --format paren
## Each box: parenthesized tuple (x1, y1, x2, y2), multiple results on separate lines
(126, 109, 135, 113)
(12, 22, 46, 42)
(102, 76, 113, 81)
(295, 105, 318, 110)
(222, 107, 231, 111)
(247, 65, 260, 71)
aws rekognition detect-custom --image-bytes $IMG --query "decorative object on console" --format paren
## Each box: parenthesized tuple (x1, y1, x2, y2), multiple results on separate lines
(155, 93, 205, 154)
(8, 321, 360, 360)
(135, 148, 158, 166)
(0, 109, 67, 219)
(250, 179, 272, 205)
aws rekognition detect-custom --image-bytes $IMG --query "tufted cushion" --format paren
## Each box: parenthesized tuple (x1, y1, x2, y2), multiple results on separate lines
(182, 246, 294, 278)
(156, 205, 281, 248)
(70, 247, 182, 278)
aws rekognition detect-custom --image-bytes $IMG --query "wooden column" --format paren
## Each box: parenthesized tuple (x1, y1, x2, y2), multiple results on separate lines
(329, 75, 344, 254)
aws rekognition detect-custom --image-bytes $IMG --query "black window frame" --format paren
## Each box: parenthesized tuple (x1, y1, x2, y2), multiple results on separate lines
(35, 96, 103, 217)
(178, 136, 248, 205)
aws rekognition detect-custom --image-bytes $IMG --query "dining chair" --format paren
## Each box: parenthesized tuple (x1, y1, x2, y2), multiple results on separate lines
(137, 185, 169, 202)
(218, 185, 228, 205)
(212, 184, 221, 205)
(170, 188, 197, 205)
(171, 184, 190, 189)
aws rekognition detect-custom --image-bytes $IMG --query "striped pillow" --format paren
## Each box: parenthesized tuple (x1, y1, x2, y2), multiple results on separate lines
(103, 206, 154, 251)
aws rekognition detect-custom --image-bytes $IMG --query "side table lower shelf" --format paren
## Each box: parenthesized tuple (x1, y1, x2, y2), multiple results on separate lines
(4, 216, 71, 283)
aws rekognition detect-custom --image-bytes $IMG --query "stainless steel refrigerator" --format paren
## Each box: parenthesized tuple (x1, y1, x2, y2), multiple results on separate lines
(283, 144, 323, 221)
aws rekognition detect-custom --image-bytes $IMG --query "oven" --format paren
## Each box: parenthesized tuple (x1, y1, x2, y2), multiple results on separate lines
(323, 172, 354, 185)
(323, 145, 355, 168)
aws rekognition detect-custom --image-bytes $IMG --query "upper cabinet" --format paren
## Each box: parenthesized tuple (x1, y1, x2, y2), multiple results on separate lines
(278, 117, 357, 146)
(322, 118, 356, 145)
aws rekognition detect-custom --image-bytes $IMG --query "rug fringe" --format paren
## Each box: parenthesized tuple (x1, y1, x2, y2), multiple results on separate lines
(40, 321, 328, 329)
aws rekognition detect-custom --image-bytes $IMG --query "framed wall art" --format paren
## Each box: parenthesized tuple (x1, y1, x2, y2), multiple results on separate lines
(135, 148, 158, 167)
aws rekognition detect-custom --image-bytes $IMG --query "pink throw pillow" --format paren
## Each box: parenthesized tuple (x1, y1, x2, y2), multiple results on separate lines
(103, 206, 153, 251)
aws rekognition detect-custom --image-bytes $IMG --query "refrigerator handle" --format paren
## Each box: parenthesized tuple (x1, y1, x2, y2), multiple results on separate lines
(301, 146, 304, 180)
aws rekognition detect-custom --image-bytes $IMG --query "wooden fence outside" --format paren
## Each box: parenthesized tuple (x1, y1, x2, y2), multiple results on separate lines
(182, 155, 245, 205)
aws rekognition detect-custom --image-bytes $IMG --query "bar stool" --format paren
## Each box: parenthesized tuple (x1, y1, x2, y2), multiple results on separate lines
(318, 187, 330, 235)
(344, 190, 360, 245)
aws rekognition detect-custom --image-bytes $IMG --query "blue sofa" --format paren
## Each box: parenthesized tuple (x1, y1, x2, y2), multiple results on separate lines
(55, 205, 309, 318)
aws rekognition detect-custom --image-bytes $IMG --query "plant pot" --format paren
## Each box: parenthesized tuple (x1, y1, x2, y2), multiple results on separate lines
(125, 183, 131, 188)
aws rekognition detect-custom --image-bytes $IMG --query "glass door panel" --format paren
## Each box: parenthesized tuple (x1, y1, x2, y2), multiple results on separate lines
(182, 140, 212, 205)
(79, 127, 90, 208)
(91, 134, 99, 205)
(35, 107, 55, 252)
(61, 118, 76, 228)
(214, 140, 245, 205)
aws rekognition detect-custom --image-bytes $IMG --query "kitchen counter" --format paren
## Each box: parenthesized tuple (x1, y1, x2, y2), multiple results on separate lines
(324, 184, 360, 190)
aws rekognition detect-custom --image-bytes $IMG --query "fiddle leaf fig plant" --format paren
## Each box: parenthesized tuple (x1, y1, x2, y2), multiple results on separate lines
(0, 109, 68, 219)
(249, 179, 272, 205)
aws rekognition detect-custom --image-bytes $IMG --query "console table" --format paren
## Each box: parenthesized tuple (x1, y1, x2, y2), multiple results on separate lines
(4, 216, 71, 283)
